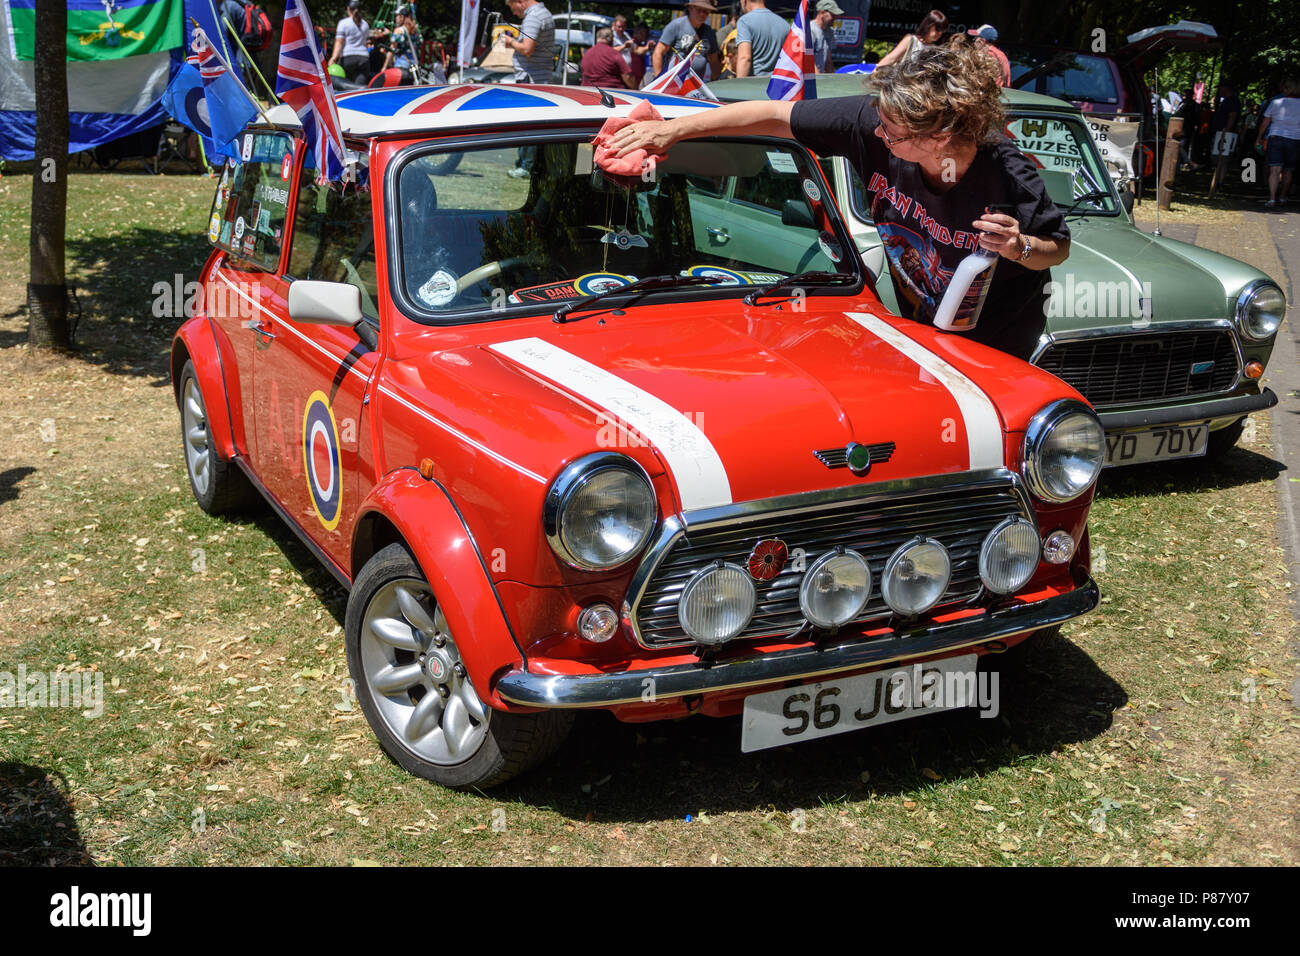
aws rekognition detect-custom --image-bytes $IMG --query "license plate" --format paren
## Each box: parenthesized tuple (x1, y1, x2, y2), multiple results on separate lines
(1104, 423, 1208, 466)
(740, 654, 981, 753)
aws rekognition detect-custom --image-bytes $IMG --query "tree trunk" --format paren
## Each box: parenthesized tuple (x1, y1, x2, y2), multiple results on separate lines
(28, 0, 71, 351)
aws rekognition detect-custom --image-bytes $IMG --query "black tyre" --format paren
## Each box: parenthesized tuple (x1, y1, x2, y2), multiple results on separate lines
(345, 542, 572, 789)
(1206, 417, 1247, 458)
(178, 360, 259, 515)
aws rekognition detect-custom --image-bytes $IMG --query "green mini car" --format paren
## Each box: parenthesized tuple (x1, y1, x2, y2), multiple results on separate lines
(711, 77, 1285, 467)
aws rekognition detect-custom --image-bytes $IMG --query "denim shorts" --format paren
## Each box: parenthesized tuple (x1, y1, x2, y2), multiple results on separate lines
(1266, 135, 1300, 170)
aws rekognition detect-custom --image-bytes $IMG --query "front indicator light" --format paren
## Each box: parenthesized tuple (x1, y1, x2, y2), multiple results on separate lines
(799, 549, 871, 628)
(1245, 360, 1264, 379)
(1042, 530, 1076, 565)
(678, 562, 756, 646)
(882, 537, 951, 616)
(578, 603, 619, 643)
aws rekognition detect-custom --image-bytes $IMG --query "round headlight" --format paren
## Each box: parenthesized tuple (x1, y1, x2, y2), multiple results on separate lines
(881, 537, 951, 616)
(1022, 400, 1105, 504)
(1236, 280, 1285, 341)
(544, 454, 656, 571)
(799, 549, 871, 629)
(978, 518, 1040, 594)
(678, 562, 756, 645)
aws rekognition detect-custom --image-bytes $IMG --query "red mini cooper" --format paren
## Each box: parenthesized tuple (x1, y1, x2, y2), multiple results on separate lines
(173, 85, 1103, 788)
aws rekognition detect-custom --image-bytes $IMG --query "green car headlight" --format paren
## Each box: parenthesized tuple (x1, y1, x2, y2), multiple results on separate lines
(1022, 400, 1105, 504)
(1235, 280, 1285, 342)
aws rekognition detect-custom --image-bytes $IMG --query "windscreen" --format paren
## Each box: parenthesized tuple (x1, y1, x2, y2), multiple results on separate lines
(394, 138, 857, 319)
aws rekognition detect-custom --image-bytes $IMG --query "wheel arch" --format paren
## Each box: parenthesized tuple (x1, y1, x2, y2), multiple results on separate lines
(351, 469, 528, 710)
(171, 317, 238, 461)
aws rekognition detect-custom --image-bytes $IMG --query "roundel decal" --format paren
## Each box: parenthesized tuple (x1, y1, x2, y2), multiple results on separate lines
(574, 272, 633, 295)
(302, 391, 343, 531)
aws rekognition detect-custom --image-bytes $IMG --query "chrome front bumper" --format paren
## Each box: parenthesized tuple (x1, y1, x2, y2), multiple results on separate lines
(495, 577, 1099, 709)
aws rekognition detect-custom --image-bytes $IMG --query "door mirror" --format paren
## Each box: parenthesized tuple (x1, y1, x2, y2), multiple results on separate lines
(1117, 178, 1135, 215)
(781, 199, 816, 229)
(288, 280, 363, 326)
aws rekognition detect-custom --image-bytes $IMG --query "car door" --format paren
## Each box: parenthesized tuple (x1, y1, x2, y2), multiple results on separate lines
(252, 148, 380, 566)
(204, 129, 297, 466)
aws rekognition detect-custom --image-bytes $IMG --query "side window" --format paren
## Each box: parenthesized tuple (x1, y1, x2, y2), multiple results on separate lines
(209, 130, 294, 272)
(287, 156, 378, 322)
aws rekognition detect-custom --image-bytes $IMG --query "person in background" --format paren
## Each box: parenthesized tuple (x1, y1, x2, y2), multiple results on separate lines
(503, 0, 555, 177)
(1210, 80, 1241, 156)
(218, 0, 252, 89)
(382, 5, 420, 77)
(501, 0, 555, 82)
(965, 24, 1009, 87)
(330, 1, 372, 84)
(876, 9, 946, 67)
(629, 23, 651, 87)
(611, 14, 634, 71)
(581, 27, 635, 88)
(654, 0, 722, 81)
(1257, 77, 1300, 206)
(810, 0, 843, 74)
(734, 0, 789, 78)
(611, 34, 1071, 361)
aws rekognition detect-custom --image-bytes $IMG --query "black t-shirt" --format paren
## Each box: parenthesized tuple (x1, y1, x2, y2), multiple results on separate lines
(791, 96, 1070, 360)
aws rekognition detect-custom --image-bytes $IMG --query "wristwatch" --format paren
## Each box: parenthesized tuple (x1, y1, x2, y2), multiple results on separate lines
(1018, 236, 1032, 262)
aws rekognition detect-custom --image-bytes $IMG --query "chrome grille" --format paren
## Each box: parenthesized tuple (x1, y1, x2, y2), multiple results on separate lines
(631, 478, 1028, 648)
(1036, 330, 1238, 406)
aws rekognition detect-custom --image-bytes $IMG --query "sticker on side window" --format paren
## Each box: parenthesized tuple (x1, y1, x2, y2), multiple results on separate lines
(766, 151, 798, 173)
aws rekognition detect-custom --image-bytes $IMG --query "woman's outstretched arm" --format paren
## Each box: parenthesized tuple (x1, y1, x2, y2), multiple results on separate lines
(611, 100, 796, 156)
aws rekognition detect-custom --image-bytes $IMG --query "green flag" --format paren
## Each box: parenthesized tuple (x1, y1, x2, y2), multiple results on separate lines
(5, 0, 183, 61)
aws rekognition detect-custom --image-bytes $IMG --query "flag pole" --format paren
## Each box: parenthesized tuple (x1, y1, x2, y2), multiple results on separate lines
(222, 15, 282, 104)
(189, 18, 275, 125)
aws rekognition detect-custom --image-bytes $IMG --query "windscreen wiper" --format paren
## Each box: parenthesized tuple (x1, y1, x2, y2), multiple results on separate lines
(553, 274, 724, 323)
(1063, 189, 1111, 216)
(744, 270, 856, 307)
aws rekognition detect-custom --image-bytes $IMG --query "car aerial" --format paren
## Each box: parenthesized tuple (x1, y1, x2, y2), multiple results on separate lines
(173, 83, 1103, 789)
(714, 76, 1285, 469)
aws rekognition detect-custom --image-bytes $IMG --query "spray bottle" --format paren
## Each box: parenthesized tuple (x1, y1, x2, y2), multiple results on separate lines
(932, 245, 999, 332)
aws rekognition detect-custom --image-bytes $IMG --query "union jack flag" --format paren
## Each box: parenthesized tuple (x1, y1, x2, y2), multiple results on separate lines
(276, 0, 345, 182)
(644, 44, 718, 101)
(767, 0, 816, 101)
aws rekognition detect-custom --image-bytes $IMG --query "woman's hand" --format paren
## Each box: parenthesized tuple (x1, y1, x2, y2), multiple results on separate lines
(971, 211, 1024, 260)
(611, 120, 677, 157)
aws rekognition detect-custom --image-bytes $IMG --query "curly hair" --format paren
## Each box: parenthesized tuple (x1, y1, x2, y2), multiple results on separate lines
(867, 34, 1005, 148)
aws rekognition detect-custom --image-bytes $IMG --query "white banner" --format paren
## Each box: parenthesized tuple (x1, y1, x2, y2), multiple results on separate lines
(458, 0, 481, 68)
(1086, 117, 1139, 181)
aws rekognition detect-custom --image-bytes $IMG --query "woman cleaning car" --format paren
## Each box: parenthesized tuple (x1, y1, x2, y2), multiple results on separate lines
(611, 35, 1071, 360)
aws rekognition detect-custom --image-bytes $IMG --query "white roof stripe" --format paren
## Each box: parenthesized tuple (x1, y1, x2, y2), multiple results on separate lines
(843, 312, 1004, 470)
(487, 337, 733, 510)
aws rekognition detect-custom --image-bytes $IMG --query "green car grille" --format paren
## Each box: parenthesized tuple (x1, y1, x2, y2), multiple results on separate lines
(1036, 330, 1239, 406)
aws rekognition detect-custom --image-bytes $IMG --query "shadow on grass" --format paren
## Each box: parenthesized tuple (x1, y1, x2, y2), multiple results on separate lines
(1096, 443, 1285, 500)
(493, 631, 1127, 822)
(0, 225, 211, 387)
(0, 467, 36, 507)
(0, 763, 94, 866)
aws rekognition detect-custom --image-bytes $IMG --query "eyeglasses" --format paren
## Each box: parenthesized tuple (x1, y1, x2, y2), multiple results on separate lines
(876, 122, 915, 147)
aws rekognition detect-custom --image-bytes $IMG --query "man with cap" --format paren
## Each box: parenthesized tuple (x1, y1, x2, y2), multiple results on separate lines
(653, 0, 722, 81)
(966, 23, 1009, 87)
(330, 1, 373, 84)
(735, 0, 789, 77)
(810, 0, 843, 73)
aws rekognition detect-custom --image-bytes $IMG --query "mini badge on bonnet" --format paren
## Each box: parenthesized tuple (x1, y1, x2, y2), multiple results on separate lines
(813, 441, 897, 476)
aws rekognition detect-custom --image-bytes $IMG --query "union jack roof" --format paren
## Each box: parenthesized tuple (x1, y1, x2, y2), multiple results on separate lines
(315, 84, 718, 137)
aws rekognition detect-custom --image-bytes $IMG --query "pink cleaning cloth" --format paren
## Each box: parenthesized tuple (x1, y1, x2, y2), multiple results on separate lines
(592, 99, 667, 179)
